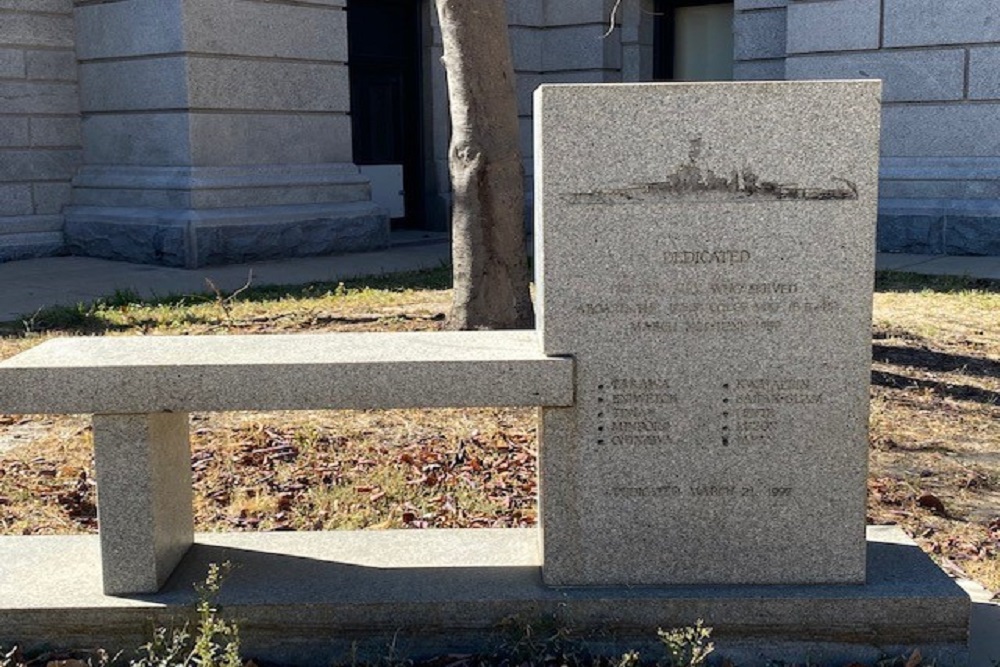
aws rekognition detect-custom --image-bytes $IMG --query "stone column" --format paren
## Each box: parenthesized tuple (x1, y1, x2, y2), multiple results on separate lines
(619, 0, 656, 83)
(67, 0, 388, 268)
(92, 413, 193, 595)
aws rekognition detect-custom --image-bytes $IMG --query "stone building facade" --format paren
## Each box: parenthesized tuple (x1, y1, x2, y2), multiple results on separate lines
(1, 0, 999, 266)
(737, 0, 1000, 255)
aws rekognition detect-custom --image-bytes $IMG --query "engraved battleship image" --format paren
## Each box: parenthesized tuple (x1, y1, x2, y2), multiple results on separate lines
(561, 138, 858, 205)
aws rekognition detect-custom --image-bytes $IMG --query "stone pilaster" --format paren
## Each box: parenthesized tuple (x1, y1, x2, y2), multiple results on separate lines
(67, 0, 388, 268)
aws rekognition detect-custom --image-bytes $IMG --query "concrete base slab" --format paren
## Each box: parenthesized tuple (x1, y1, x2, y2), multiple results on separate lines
(874, 252, 940, 272)
(0, 526, 971, 666)
(888, 254, 1000, 280)
(960, 578, 1000, 666)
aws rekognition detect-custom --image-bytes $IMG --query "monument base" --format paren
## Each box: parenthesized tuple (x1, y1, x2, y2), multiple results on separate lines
(0, 526, 969, 666)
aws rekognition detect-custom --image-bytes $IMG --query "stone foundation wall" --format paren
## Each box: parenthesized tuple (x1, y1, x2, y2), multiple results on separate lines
(4, 0, 999, 260)
(0, 0, 81, 262)
(66, 0, 387, 268)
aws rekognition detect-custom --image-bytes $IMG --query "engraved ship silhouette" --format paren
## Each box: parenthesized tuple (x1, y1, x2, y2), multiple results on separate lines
(561, 138, 858, 205)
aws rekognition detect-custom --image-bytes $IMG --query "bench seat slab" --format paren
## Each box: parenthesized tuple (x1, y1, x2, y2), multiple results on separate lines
(0, 331, 573, 414)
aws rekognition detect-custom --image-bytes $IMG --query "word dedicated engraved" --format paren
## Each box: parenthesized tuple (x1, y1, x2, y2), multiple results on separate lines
(665, 249, 751, 265)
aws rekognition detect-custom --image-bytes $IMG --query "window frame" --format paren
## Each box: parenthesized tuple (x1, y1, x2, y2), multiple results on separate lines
(653, 0, 734, 81)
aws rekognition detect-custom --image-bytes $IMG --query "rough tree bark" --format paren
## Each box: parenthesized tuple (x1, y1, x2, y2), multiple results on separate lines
(434, 0, 534, 330)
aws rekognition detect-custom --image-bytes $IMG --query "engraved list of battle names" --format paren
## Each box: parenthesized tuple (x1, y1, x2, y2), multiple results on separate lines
(583, 249, 827, 506)
(536, 81, 880, 586)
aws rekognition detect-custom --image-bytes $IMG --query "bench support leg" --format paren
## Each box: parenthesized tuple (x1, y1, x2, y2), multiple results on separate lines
(92, 413, 194, 595)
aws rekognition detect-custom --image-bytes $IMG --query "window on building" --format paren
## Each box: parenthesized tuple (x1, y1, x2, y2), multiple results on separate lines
(654, 0, 735, 81)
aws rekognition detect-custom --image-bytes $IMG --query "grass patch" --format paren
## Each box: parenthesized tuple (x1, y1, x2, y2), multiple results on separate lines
(869, 272, 1000, 591)
(0, 265, 453, 338)
(875, 269, 1000, 294)
(0, 268, 997, 594)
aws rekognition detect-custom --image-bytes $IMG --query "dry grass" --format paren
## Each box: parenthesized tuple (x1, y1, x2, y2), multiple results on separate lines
(0, 267, 997, 594)
(869, 272, 1000, 591)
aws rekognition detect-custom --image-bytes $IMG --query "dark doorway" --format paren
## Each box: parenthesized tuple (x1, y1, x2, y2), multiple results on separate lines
(653, 0, 734, 81)
(348, 0, 425, 228)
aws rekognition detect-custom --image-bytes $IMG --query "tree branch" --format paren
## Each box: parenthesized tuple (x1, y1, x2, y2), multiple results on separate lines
(603, 0, 624, 38)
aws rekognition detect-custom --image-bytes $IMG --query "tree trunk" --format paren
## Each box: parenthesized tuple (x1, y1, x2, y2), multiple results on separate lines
(434, 0, 534, 330)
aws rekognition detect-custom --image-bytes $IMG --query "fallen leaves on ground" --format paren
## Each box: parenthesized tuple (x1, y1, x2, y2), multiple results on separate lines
(188, 409, 539, 533)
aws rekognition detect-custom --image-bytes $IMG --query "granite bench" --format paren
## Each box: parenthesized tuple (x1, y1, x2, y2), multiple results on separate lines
(0, 330, 574, 594)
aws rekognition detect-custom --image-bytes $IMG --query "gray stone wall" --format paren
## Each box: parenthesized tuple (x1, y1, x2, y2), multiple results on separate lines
(431, 0, 1000, 254)
(5, 0, 996, 261)
(785, 0, 1000, 255)
(0, 0, 81, 261)
(733, 0, 787, 80)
